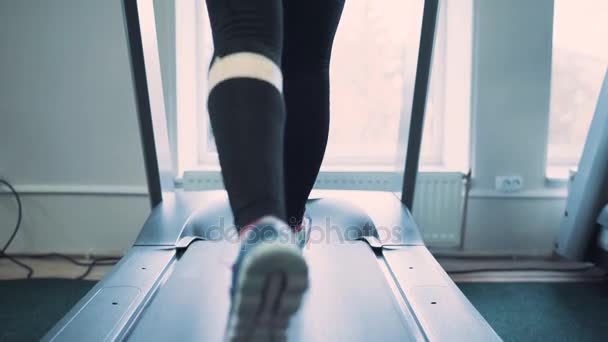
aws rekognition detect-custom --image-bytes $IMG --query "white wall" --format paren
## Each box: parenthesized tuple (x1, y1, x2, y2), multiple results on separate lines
(0, 0, 151, 255)
(463, 0, 565, 255)
(0, 0, 568, 256)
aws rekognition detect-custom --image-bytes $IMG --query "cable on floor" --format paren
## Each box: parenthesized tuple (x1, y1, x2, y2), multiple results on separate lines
(1, 179, 120, 279)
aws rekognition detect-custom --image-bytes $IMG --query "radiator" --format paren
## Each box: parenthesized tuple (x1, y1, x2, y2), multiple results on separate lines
(412, 172, 465, 248)
(183, 171, 466, 247)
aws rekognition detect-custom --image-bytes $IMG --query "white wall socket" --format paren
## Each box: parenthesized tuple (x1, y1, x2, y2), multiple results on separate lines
(495, 175, 524, 193)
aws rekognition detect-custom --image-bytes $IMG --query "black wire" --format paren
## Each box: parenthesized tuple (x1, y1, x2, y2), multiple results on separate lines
(0, 179, 23, 253)
(77, 259, 99, 280)
(0, 179, 33, 278)
(0, 253, 120, 280)
(21, 254, 120, 280)
(1, 179, 120, 279)
(16, 253, 120, 267)
(76, 257, 121, 280)
(75, 258, 118, 280)
(1, 253, 34, 278)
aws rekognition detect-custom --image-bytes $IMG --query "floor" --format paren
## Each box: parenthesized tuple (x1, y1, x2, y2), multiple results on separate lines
(0, 279, 96, 342)
(459, 282, 608, 342)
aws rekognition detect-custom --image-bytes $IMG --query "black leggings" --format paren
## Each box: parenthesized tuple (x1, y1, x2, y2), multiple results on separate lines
(206, 0, 345, 228)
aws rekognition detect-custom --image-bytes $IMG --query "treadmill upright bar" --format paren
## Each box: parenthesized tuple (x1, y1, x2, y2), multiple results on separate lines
(123, 0, 175, 208)
(401, 0, 439, 209)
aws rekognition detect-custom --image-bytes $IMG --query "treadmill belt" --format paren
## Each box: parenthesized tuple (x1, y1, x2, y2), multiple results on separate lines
(127, 240, 422, 341)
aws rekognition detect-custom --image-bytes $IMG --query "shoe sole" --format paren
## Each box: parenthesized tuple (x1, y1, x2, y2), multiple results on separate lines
(226, 243, 309, 342)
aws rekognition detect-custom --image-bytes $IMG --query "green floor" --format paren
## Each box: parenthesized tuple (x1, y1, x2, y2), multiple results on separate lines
(0, 279, 96, 342)
(459, 282, 608, 342)
(1, 280, 608, 341)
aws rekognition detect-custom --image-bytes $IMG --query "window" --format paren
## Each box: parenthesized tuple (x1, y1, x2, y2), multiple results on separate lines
(325, 0, 441, 168)
(175, 0, 472, 183)
(547, 0, 608, 172)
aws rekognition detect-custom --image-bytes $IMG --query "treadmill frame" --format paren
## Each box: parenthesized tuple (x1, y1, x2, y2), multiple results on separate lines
(556, 68, 608, 265)
(43, 0, 501, 341)
(130, 0, 438, 211)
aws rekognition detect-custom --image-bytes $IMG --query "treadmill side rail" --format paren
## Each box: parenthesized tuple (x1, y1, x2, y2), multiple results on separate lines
(42, 247, 176, 342)
(384, 247, 502, 341)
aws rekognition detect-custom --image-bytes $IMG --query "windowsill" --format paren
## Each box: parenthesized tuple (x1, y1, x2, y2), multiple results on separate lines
(545, 166, 577, 187)
(468, 188, 568, 199)
(182, 163, 467, 175)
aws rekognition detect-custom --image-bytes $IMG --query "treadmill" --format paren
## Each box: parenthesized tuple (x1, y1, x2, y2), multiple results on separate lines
(44, 0, 500, 340)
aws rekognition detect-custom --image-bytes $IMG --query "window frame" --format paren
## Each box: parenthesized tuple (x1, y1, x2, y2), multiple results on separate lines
(174, 0, 472, 183)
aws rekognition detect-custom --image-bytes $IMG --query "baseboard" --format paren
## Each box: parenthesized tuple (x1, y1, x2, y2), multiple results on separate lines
(0, 192, 149, 255)
(0, 184, 149, 196)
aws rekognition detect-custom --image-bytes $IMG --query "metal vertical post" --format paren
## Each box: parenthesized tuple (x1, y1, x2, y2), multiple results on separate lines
(401, 0, 440, 209)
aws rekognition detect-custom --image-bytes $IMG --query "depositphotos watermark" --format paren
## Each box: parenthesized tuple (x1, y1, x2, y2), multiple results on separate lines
(196, 216, 406, 247)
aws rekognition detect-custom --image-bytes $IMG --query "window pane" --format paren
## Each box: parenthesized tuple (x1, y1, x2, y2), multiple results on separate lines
(196, 0, 446, 168)
(327, 0, 442, 167)
(548, 0, 608, 167)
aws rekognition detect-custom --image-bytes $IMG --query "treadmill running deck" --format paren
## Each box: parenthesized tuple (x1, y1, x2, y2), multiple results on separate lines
(44, 191, 500, 341)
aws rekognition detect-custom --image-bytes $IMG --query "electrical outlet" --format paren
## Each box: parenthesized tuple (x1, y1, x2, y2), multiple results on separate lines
(495, 175, 524, 193)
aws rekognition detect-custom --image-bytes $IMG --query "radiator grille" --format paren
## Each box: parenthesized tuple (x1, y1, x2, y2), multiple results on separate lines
(413, 172, 465, 247)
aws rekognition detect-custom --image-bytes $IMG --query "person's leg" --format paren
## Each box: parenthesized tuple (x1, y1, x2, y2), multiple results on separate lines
(206, 0, 286, 229)
(205, 2, 308, 340)
(282, 0, 346, 227)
